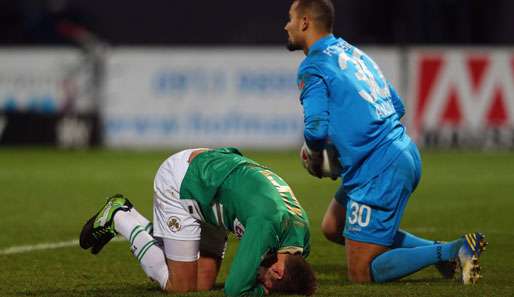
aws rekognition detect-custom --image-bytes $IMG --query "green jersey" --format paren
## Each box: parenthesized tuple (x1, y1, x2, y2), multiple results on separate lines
(179, 147, 311, 297)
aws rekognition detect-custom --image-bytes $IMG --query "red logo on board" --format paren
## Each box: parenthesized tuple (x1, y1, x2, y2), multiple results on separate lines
(298, 80, 305, 91)
(413, 51, 513, 136)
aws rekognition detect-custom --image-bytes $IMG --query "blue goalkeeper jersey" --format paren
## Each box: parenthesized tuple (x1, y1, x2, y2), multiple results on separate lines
(297, 34, 413, 195)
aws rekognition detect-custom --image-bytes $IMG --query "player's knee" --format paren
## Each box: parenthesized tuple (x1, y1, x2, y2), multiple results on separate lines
(320, 220, 344, 243)
(320, 222, 336, 241)
(321, 199, 346, 244)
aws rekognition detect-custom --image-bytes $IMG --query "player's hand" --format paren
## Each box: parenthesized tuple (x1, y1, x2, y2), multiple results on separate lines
(300, 143, 323, 178)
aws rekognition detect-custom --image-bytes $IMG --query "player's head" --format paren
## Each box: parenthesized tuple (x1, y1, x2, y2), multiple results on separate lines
(259, 253, 317, 296)
(284, 0, 335, 51)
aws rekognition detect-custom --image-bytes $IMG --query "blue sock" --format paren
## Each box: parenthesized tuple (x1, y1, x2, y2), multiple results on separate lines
(371, 239, 464, 283)
(391, 229, 437, 248)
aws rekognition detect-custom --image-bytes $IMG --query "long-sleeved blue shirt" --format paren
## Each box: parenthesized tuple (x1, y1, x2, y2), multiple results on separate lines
(297, 34, 413, 196)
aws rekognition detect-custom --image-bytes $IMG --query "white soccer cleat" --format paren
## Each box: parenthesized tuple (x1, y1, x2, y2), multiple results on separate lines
(456, 232, 487, 284)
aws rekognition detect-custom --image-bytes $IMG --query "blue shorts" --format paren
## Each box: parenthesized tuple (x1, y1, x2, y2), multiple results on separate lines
(335, 142, 421, 246)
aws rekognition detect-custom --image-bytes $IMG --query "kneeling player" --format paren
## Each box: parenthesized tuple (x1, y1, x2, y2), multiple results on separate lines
(79, 147, 316, 296)
(286, 0, 487, 284)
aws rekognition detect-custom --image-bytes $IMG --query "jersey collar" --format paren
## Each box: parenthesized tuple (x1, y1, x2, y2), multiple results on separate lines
(307, 34, 336, 55)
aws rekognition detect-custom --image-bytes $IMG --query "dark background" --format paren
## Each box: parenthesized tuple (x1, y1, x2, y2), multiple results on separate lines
(1, 0, 513, 46)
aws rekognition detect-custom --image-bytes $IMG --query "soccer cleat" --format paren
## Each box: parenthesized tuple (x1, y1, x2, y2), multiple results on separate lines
(456, 232, 487, 284)
(79, 194, 133, 254)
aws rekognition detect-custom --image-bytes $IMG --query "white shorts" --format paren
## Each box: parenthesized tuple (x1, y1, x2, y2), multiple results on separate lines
(152, 149, 227, 262)
(153, 149, 202, 241)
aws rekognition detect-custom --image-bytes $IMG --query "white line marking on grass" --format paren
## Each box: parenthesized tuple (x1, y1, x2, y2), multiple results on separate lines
(0, 237, 125, 255)
(0, 228, 510, 256)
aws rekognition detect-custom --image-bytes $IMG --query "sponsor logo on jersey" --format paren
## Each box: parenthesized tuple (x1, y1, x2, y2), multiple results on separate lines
(233, 217, 245, 239)
(167, 216, 182, 233)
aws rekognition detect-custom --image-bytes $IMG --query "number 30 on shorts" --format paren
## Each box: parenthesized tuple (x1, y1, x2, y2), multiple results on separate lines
(348, 202, 371, 227)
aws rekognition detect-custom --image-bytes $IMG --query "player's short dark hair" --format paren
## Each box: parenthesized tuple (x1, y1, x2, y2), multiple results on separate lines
(271, 254, 317, 296)
(293, 0, 335, 33)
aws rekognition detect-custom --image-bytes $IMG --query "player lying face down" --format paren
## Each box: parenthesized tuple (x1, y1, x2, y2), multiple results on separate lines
(79, 147, 316, 296)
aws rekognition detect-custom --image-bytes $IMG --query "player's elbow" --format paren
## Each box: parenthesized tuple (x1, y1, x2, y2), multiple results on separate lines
(393, 105, 405, 119)
(223, 286, 241, 297)
(398, 110, 405, 119)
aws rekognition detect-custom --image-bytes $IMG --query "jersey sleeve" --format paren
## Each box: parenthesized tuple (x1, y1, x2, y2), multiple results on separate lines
(278, 216, 310, 257)
(388, 81, 405, 119)
(224, 218, 278, 297)
(299, 66, 329, 151)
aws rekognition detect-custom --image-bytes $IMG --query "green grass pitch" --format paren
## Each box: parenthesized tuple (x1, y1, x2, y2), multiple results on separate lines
(1, 148, 513, 297)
